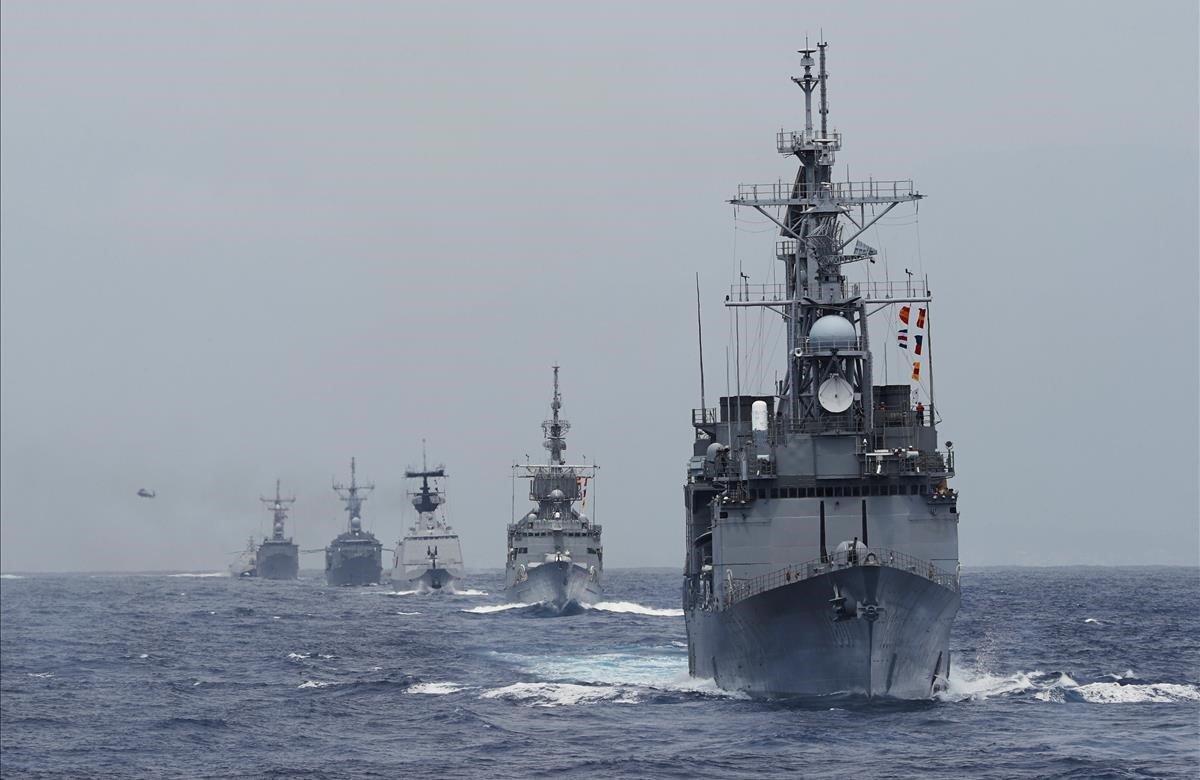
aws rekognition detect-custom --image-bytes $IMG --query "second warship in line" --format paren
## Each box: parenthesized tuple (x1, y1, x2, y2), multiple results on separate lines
(256, 480, 299, 580)
(504, 366, 602, 613)
(683, 42, 961, 698)
(390, 444, 465, 593)
(325, 458, 383, 586)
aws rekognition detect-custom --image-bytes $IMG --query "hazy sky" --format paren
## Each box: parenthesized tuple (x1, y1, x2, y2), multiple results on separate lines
(2, 1, 1197, 572)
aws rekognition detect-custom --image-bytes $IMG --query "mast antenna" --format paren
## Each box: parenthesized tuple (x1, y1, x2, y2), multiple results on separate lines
(696, 273, 707, 412)
(818, 39, 829, 136)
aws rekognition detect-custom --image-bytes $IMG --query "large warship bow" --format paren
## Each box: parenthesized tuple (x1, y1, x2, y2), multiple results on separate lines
(684, 43, 961, 698)
(256, 480, 299, 580)
(325, 458, 383, 586)
(390, 443, 464, 593)
(504, 367, 602, 613)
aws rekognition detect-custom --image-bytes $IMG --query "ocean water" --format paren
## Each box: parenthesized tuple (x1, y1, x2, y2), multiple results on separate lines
(1, 567, 1197, 779)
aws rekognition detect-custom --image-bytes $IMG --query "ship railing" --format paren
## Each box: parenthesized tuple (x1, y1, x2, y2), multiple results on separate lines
(723, 547, 959, 608)
(860, 448, 953, 478)
(693, 408, 719, 426)
(776, 415, 866, 437)
(734, 179, 920, 206)
(727, 281, 857, 304)
(776, 129, 843, 154)
(849, 279, 931, 301)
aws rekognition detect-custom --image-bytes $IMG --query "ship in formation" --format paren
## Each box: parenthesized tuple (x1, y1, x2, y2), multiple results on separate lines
(255, 480, 299, 579)
(682, 42, 961, 698)
(504, 366, 602, 613)
(325, 458, 383, 586)
(389, 444, 465, 593)
(228, 537, 258, 578)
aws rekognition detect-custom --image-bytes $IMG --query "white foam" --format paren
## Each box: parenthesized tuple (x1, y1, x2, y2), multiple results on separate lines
(588, 601, 684, 617)
(376, 590, 420, 597)
(462, 602, 535, 614)
(480, 682, 639, 707)
(395, 611, 422, 616)
(297, 680, 332, 689)
(168, 572, 227, 578)
(407, 682, 466, 695)
(287, 652, 310, 660)
(26, 672, 53, 678)
(944, 666, 1200, 704)
(0, 574, 25, 580)
(1083, 617, 1102, 624)
(453, 589, 489, 596)
(939, 667, 1041, 701)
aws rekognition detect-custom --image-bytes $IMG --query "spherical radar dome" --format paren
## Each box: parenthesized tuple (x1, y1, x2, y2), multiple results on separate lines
(808, 315, 857, 349)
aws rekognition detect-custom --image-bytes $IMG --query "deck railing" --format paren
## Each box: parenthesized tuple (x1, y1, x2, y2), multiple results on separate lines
(724, 546, 959, 608)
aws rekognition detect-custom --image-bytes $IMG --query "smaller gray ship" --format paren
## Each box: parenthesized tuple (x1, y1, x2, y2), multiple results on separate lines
(390, 444, 465, 593)
(325, 458, 383, 586)
(256, 480, 299, 580)
(228, 537, 257, 578)
(504, 367, 602, 613)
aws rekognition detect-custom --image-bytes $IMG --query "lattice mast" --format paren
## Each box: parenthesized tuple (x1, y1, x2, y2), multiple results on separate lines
(333, 457, 374, 532)
(542, 365, 570, 467)
(260, 479, 296, 541)
(729, 41, 926, 428)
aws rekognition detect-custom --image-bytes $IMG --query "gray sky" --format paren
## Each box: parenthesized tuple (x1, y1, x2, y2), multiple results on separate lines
(2, 1, 1197, 572)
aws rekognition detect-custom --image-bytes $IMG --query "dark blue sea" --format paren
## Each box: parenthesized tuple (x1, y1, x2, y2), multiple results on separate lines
(2, 568, 1197, 779)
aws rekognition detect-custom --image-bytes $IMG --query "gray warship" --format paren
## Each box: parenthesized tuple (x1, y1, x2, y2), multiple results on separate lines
(256, 480, 299, 580)
(390, 444, 465, 593)
(325, 458, 383, 586)
(504, 367, 602, 613)
(228, 537, 257, 578)
(683, 42, 961, 698)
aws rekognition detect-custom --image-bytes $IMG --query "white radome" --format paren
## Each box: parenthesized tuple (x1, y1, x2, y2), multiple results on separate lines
(808, 315, 857, 349)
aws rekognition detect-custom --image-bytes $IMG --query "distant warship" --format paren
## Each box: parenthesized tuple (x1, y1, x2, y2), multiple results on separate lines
(504, 367, 602, 612)
(390, 443, 464, 593)
(683, 43, 960, 698)
(325, 458, 383, 586)
(256, 480, 299, 580)
(228, 537, 257, 578)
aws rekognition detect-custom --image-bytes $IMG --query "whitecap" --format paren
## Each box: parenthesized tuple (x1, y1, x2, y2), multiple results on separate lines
(372, 590, 419, 597)
(588, 601, 684, 617)
(26, 672, 53, 678)
(480, 682, 639, 707)
(286, 652, 310, 660)
(407, 682, 466, 695)
(453, 589, 489, 596)
(168, 572, 227, 578)
(1073, 682, 1200, 703)
(395, 611, 422, 616)
(297, 680, 332, 689)
(1083, 617, 1102, 624)
(0, 574, 25, 580)
(462, 603, 536, 614)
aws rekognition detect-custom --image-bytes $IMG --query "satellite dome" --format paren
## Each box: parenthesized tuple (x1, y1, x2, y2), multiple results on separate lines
(809, 315, 857, 349)
(549, 489, 565, 500)
(578, 513, 589, 524)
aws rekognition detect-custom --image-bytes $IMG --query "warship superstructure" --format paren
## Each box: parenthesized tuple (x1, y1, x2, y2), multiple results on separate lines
(683, 43, 961, 698)
(256, 480, 299, 580)
(504, 367, 602, 612)
(390, 444, 465, 592)
(325, 458, 383, 586)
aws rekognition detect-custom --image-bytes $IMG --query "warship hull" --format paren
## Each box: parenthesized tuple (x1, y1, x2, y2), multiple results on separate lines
(326, 546, 382, 586)
(687, 565, 958, 698)
(256, 543, 299, 580)
(505, 560, 602, 614)
(410, 568, 457, 593)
